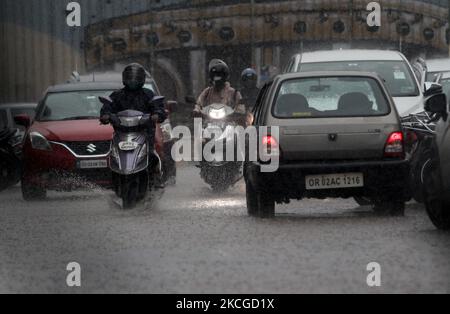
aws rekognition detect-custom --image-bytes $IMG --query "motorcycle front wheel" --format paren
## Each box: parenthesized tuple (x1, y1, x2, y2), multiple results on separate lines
(120, 171, 149, 209)
(121, 175, 139, 210)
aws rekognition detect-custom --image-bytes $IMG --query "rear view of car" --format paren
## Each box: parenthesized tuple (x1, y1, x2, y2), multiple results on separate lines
(285, 50, 424, 117)
(245, 72, 410, 218)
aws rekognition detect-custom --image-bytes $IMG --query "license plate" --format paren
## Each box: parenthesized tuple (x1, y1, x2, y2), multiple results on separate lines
(78, 159, 108, 169)
(305, 173, 364, 190)
(119, 141, 138, 151)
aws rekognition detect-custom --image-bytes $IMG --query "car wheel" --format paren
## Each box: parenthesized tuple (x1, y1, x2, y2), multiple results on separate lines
(21, 179, 46, 201)
(423, 157, 450, 230)
(373, 201, 405, 216)
(246, 181, 259, 217)
(257, 193, 275, 218)
(0, 162, 10, 192)
(425, 199, 450, 230)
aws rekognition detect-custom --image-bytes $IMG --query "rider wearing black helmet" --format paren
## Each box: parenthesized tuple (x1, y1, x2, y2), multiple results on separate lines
(240, 68, 259, 110)
(100, 63, 167, 145)
(194, 59, 242, 114)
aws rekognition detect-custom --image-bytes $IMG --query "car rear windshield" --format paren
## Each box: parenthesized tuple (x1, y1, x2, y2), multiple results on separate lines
(273, 76, 391, 119)
(37, 90, 114, 122)
(299, 61, 419, 97)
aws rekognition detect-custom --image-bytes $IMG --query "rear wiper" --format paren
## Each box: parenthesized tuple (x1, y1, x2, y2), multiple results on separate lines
(61, 116, 99, 121)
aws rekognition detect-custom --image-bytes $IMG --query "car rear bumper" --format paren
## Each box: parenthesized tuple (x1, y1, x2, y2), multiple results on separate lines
(245, 159, 411, 202)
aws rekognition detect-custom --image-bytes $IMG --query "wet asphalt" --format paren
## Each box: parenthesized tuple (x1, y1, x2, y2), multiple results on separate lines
(0, 163, 450, 293)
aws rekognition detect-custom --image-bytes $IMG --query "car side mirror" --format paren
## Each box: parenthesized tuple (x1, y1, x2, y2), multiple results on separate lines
(185, 95, 196, 104)
(424, 82, 443, 97)
(425, 93, 448, 117)
(14, 114, 31, 128)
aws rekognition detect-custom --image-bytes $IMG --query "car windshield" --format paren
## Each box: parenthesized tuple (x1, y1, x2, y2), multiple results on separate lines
(299, 61, 419, 97)
(273, 76, 390, 118)
(38, 90, 114, 122)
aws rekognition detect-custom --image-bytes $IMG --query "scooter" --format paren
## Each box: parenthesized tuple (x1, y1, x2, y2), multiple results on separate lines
(99, 96, 164, 209)
(199, 103, 245, 192)
(0, 128, 22, 192)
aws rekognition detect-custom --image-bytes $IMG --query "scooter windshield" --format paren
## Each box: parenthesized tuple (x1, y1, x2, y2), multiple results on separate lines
(117, 110, 145, 127)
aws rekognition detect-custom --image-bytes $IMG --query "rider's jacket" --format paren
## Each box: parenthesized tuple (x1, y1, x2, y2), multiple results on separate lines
(100, 88, 166, 124)
(196, 82, 242, 111)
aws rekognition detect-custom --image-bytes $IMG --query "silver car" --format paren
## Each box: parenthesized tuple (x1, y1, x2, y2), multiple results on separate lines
(285, 50, 426, 117)
(245, 71, 410, 218)
(422, 92, 450, 230)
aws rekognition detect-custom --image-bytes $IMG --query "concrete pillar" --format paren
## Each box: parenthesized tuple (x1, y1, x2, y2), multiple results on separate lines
(254, 47, 262, 87)
(273, 46, 281, 75)
(190, 49, 206, 98)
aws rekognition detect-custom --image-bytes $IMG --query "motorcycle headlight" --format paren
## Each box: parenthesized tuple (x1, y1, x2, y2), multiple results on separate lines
(209, 108, 226, 120)
(29, 132, 52, 151)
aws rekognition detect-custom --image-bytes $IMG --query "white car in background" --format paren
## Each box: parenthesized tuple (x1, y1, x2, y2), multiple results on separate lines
(424, 58, 450, 82)
(284, 49, 427, 117)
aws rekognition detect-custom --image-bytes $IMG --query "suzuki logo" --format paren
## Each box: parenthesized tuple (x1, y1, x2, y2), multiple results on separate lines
(86, 144, 97, 153)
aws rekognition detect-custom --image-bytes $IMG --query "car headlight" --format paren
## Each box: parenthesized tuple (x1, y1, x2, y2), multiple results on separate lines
(209, 108, 227, 120)
(29, 132, 52, 151)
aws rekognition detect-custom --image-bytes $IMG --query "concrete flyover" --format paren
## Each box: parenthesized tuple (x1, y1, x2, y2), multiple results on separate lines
(84, 0, 450, 99)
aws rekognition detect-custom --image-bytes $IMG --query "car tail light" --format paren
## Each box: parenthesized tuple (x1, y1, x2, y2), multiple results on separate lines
(384, 132, 404, 158)
(261, 135, 280, 157)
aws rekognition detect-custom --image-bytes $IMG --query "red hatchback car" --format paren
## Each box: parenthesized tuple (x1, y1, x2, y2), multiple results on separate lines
(16, 81, 167, 200)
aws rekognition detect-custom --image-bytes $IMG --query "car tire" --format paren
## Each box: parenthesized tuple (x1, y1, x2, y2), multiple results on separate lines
(257, 193, 275, 218)
(246, 181, 259, 217)
(21, 180, 46, 201)
(425, 199, 450, 230)
(423, 156, 450, 230)
(246, 181, 275, 218)
(373, 201, 405, 216)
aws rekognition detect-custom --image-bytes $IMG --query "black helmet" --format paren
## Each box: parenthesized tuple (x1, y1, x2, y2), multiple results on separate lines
(209, 59, 230, 87)
(122, 63, 146, 91)
(241, 68, 257, 82)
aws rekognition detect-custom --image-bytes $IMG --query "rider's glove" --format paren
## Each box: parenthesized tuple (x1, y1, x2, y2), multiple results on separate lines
(100, 115, 110, 125)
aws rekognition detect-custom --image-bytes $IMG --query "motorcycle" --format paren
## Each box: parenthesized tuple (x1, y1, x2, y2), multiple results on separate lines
(0, 127, 22, 192)
(99, 96, 164, 209)
(199, 102, 245, 192)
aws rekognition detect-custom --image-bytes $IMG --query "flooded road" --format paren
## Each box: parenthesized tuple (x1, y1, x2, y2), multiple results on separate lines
(1, 164, 450, 293)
